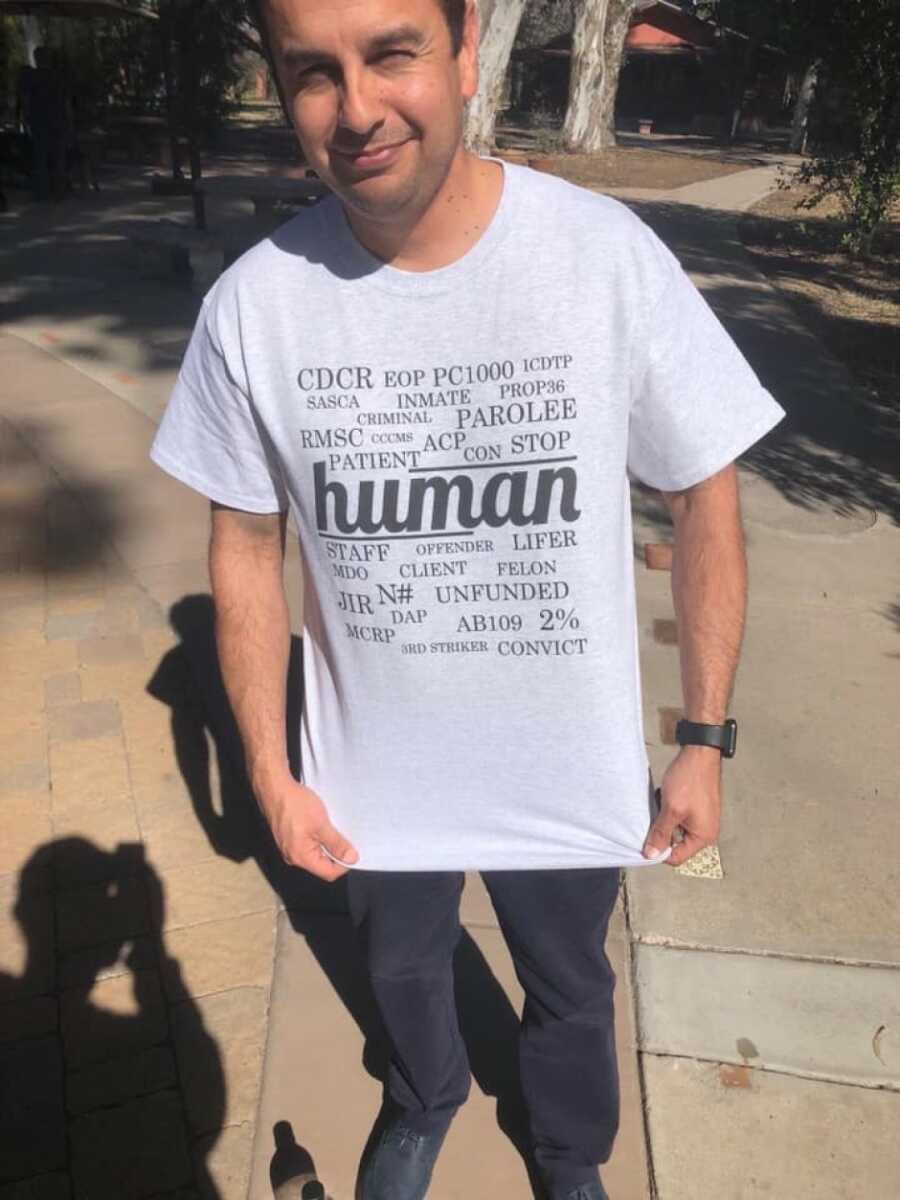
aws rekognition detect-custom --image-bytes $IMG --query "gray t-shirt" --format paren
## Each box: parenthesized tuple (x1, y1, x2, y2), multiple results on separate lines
(151, 159, 784, 872)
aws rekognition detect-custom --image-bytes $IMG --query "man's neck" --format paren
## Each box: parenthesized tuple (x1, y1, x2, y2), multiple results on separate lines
(343, 150, 504, 274)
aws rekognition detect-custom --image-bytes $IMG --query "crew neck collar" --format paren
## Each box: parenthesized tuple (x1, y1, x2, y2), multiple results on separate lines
(323, 156, 518, 296)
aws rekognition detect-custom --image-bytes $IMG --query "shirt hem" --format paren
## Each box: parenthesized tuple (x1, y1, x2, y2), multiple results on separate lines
(345, 847, 673, 872)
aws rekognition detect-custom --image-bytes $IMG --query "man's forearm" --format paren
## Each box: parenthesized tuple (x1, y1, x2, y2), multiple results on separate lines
(209, 510, 292, 794)
(667, 468, 748, 724)
(207, 506, 358, 881)
(643, 467, 745, 863)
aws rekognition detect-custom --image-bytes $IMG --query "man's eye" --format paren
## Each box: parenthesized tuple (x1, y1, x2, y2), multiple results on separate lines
(297, 65, 332, 85)
(377, 50, 414, 63)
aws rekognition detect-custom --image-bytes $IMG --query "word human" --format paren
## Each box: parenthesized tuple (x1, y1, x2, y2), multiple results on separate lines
(314, 461, 581, 535)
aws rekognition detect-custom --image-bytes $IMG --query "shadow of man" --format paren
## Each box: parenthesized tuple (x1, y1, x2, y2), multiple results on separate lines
(0, 838, 225, 1198)
(147, 593, 544, 1198)
(146, 594, 346, 915)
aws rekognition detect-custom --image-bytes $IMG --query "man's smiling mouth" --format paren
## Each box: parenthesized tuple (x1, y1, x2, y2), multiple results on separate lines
(331, 139, 412, 167)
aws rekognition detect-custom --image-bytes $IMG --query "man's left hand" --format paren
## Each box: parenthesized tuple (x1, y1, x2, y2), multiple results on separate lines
(642, 746, 722, 867)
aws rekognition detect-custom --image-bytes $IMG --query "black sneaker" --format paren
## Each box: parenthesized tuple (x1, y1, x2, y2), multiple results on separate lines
(359, 1114, 453, 1200)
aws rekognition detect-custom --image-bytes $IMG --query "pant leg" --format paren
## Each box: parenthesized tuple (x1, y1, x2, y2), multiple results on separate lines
(346, 869, 471, 1132)
(481, 867, 621, 1191)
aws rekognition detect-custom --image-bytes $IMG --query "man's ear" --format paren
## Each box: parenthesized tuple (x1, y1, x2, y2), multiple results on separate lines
(458, 0, 481, 102)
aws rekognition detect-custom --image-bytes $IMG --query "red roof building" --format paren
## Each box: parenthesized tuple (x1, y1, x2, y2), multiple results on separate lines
(510, 0, 789, 136)
(627, 1, 718, 54)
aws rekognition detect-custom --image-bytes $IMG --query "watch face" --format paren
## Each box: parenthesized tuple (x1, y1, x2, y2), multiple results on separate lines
(723, 719, 737, 758)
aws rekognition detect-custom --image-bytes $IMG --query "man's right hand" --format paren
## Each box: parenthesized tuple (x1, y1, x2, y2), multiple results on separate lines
(255, 773, 359, 882)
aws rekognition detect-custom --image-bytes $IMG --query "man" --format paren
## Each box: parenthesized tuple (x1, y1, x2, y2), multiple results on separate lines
(150, 1, 784, 1196)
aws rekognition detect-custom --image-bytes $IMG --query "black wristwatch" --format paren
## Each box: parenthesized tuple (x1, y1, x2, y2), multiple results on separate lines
(675, 717, 737, 758)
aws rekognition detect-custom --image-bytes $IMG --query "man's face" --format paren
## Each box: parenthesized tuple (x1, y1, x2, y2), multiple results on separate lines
(264, 0, 479, 222)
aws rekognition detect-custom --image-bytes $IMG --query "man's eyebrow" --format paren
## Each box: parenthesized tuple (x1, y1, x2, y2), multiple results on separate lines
(367, 23, 428, 53)
(280, 24, 427, 70)
(280, 45, 327, 71)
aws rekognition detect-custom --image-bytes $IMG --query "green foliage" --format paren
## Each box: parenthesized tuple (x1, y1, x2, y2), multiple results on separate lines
(698, 0, 900, 251)
(61, 13, 166, 120)
(163, 0, 252, 138)
(795, 135, 900, 257)
(793, 0, 900, 255)
(696, 0, 795, 43)
(0, 15, 24, 73)
(12, 1, 259, 139)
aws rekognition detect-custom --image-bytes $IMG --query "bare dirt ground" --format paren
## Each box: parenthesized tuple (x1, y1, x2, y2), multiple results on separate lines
(495, 143, 752, 191)
(740, 183, 900, 414)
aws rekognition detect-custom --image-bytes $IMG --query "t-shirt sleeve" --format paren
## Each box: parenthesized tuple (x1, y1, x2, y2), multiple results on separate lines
(150, 288, 288, 512)
(627, 235, 785, 491)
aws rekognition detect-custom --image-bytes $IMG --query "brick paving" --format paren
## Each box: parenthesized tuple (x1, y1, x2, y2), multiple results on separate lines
(0, 384, 279, 1199)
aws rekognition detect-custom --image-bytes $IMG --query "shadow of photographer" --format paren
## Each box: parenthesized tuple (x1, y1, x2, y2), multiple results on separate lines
(0, 837, 225, 1197)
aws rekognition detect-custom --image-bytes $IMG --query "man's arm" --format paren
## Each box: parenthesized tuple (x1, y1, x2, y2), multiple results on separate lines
(209, 503, 358, 881)
(642, 463, 747, 866)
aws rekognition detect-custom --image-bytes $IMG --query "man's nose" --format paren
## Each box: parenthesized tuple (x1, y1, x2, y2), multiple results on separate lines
(337, 65, 386, 135)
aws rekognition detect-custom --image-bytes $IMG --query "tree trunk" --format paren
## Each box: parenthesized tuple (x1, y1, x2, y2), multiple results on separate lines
(20, 16, 40, 66)
(789, 61, 819, 154)
(726, 25, 764, 145)
(156, 0, 182, 180)
(562, 0, 634, 153)
(464, 0, 529, 154)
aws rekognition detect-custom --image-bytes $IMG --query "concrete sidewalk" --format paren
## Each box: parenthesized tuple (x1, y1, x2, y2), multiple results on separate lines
(628, 167, 900, 1199)
(1, 160, 898, 1199)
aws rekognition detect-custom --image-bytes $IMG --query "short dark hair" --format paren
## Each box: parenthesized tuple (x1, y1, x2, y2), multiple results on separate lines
(439, 0, 466, 56)
(252, 0, 468, 57)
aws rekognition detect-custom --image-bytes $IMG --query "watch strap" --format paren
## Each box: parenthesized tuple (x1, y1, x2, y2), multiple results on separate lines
(676, 718, 737, 758)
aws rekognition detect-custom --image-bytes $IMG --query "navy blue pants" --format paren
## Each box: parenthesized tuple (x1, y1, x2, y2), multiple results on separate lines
(346, 867, 621, 1190)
